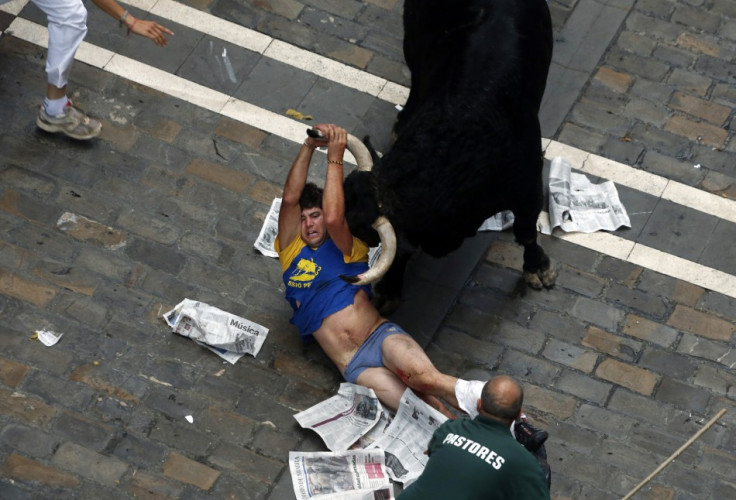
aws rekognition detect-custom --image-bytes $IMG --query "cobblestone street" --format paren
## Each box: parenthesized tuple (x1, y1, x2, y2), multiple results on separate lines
(1, 0, 735, 498)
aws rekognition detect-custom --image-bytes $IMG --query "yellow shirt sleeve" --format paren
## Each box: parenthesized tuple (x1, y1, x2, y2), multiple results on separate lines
(275, 235, 306, 273)
(346, 237, 370, 263)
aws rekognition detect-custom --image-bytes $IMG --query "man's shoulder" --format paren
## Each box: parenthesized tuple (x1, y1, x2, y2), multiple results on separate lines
(277, 235, 309, 271)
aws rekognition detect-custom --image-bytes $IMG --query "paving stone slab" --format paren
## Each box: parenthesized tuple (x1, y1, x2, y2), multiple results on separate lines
(179, 35, 263, 95)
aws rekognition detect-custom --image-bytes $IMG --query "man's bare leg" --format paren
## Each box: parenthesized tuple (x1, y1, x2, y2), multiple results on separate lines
(356, 366, 454, 418)
(47, 83, 66, 100)
(380, 334, 463, 411)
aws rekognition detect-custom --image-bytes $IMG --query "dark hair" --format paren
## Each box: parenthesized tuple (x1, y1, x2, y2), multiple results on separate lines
(480, 376, 523, 422)
(299, 182, 323, 210)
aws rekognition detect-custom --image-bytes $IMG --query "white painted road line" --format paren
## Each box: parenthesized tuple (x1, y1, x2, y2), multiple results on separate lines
(2, 2, 735, 298)
(549, 225, 736, 299)
(132, 0, 408, 104)
(0, 0, 24, 16)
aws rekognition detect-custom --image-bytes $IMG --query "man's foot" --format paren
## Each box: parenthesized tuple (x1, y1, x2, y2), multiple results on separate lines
(454, 379, 485, 417)
(514, 419, 549, 452)
(36, 102, 102, 140)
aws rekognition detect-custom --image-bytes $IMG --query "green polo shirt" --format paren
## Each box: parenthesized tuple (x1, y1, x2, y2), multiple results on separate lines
(400, 415, 550, 499)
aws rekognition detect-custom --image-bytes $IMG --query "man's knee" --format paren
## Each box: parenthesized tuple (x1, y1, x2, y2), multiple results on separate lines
(43, 0, 88, 87)
(396, 368, 442, 394)
(355, 367, 406, 411)
(35, 0, 88, 28)
(57, 3, 88, 31)
(45, 3, 88, 53)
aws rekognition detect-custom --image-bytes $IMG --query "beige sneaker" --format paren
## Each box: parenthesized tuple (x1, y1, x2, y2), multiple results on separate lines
(36, 102, 102, 140)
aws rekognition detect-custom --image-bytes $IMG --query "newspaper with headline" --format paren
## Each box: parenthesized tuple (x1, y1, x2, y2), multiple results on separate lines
(289, 449, 392, 500)
(295, 383, 384, 452)
(351, 409, 393, 450)
(543, 156, 631, 234)
(315, 485, 395, 499)
(291, 387, 446, 493)
(367, 389, 448, 484)
(163, 299, 269, 363)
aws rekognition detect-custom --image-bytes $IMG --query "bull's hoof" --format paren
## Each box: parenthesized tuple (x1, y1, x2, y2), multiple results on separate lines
(523, 262, 557, 290)
(523, 271, 544, 290)
(540, 264, 557, 288)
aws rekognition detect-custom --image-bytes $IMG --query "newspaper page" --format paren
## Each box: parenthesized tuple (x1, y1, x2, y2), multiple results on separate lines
(351, 409, 393, 450)
(254, 197, 281, 258)
(545, 156, 631, 234)
(368, 389, 448, 484)
(163, 299, 269, 363)
(295, 383, 383, 451)
(35, 329, 64, 347)
(368, 244, 382, 268)
(316, 485, 394, 499)
(477, 210, 515, 232)
(289, 449, 390, 500)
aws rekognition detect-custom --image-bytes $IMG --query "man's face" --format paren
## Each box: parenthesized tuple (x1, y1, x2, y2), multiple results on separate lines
(300, 206, 328, 247)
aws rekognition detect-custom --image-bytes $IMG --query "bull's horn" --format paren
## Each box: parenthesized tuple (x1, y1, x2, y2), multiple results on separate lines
(346, 134, 373, 172)
(340, 216, 396, 285)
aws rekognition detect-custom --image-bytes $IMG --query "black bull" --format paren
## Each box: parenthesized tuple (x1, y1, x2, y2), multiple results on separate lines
(342, 0, 557, 311)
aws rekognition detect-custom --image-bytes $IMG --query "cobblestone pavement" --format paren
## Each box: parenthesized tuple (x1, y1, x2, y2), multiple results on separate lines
(1, 0, 735, 499)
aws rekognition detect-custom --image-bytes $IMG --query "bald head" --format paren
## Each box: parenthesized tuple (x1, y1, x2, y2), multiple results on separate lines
(478, 375, 523, 423)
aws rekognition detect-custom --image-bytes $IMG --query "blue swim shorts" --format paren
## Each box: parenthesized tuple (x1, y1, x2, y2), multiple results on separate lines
(343, 322, 409, 383)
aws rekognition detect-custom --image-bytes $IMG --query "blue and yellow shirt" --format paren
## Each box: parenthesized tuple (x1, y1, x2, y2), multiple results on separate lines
(275, 235, 372, 342)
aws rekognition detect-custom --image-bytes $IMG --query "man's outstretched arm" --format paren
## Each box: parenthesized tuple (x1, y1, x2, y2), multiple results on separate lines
(278, 129, 326, 247)
(90, 0, 174, 46)
(321, 125, 352, 255)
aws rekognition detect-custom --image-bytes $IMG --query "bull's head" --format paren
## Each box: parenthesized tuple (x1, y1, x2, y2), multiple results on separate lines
(339, 134, 397, 286)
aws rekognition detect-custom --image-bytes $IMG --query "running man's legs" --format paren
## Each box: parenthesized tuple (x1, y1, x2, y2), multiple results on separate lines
(31, 0, 88, 97)
(31, 0, 101, 138)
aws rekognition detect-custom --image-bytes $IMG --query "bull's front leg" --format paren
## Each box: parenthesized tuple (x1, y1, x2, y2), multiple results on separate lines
(513, 211, 557, 290)
(521, 240, 556, 289)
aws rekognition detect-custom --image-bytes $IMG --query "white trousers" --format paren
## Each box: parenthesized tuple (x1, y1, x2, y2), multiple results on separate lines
(31, 0, 88, 88)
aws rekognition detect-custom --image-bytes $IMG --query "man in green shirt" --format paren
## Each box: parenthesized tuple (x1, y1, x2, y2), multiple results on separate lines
(400, 376, 551, 499)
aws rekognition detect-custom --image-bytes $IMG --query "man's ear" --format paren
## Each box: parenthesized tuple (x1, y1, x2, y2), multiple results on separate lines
(476, 399, 482, 414)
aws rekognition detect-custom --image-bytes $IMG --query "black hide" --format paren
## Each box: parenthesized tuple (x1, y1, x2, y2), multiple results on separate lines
(344, 0, 555, 308)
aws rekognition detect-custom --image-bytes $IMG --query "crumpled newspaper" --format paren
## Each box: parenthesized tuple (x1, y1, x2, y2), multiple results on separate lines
(35, 329, 63, 347)
(477, 156, 630, 235)
(543, 156, 631, 234)
(478, 210, 515, 232)
(163, 299, 269, 364)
